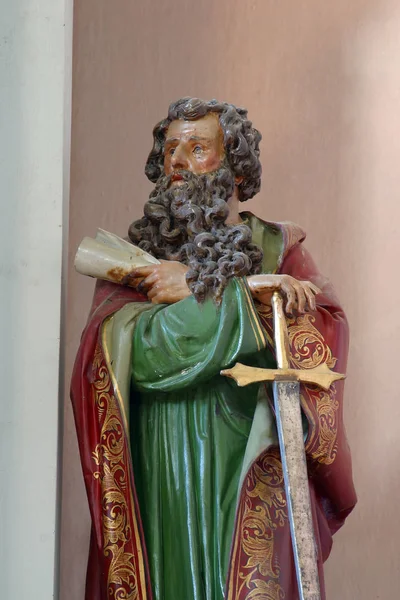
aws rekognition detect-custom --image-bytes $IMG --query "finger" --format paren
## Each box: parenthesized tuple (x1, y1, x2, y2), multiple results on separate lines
(122, 266, 157, 286)
(121, 272, 142, 287)
(139, 272, 159, 292)
(147, 285, 160, 300)
(303, 285, 317, 311)
(127, 276, 144, 288)
(131, 265, 158, 278)
(294, 284, 307, 314)
(151, 292, 169, 305)
(281, 283, 296, 315)
(147, 284, 161, 300)
(307, 282, 321, 295)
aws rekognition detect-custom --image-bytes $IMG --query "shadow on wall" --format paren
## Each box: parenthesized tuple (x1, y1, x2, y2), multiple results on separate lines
(62, 1, 398, 599)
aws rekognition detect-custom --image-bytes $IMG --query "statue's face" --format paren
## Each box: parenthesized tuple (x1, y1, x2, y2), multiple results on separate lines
(163, 114, 225, 185)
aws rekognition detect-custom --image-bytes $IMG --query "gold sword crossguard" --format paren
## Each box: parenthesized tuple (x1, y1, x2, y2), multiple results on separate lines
(221, 291, 346, 600)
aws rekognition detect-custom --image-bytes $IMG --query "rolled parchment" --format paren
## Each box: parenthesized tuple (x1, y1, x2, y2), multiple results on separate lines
(74, 229, 159, 285)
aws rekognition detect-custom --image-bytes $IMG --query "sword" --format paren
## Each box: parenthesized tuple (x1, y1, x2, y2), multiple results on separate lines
(221, 292, 345, 600)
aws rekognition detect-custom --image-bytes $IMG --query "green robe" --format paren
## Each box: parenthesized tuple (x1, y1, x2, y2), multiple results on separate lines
(130, 216, 283, 600)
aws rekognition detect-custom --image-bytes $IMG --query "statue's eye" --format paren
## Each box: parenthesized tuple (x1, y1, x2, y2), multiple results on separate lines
(169, 148, 176, 156)
(193, 145, 203, 155)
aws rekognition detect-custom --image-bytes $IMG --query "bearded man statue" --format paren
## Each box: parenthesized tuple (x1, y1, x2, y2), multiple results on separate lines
(71, 98, 356, 600)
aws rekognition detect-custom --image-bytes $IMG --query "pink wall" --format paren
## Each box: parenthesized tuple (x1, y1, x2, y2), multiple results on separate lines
(61, 1, 400, 598)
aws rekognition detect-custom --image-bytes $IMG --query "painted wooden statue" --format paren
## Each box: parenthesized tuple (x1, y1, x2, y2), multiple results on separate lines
(71, 98, 356, 600)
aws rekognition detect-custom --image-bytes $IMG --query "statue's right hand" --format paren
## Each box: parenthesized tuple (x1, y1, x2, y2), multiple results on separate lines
(122, 260, 191, 304)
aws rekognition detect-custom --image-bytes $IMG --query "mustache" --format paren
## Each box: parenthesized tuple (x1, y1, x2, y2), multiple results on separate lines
(152, 167, 233, 196)
(152, 168, 208, 191)
(159, 169, 199, 188)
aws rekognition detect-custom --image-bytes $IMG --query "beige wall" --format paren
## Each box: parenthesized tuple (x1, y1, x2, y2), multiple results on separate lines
(61, 1, 400, 598)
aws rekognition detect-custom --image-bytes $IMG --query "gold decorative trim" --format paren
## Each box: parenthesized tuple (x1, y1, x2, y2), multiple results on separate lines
(91, 331, 147, 600)
(287, 314, 336, 371)
(302, 388, 340, 465)
(228, 449, 286, 600)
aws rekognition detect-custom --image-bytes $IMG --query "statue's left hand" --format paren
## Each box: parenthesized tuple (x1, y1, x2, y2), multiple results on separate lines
(124, 260, 191, 304)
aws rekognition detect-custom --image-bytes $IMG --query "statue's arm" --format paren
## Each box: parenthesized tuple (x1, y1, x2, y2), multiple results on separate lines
(131, 277, 268, 393)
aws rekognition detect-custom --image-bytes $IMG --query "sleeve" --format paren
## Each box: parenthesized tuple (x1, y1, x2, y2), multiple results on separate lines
(131, 277, 268, 393)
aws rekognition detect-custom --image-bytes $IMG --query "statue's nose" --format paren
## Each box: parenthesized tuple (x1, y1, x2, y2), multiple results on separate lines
(171, 147, 188, 170)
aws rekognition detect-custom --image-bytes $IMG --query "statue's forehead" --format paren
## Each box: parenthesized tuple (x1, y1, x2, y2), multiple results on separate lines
(166, 113, 222, 142)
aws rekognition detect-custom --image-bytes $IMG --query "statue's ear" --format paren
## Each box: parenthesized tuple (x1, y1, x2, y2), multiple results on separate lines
(235, 176, 244, 185)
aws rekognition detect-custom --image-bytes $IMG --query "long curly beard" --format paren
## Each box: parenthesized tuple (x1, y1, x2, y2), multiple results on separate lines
(128, 166, 263, 302)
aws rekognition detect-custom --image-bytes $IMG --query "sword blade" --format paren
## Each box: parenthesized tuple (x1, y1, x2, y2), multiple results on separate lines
(273, 380, 321, 600)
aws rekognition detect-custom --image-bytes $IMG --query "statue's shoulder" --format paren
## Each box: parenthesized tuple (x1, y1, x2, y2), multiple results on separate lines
(240, 211, 307, 266)
(272, 220, 306, 254)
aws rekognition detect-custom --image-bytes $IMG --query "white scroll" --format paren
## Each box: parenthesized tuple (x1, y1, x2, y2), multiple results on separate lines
(74, 229, 159, 285)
